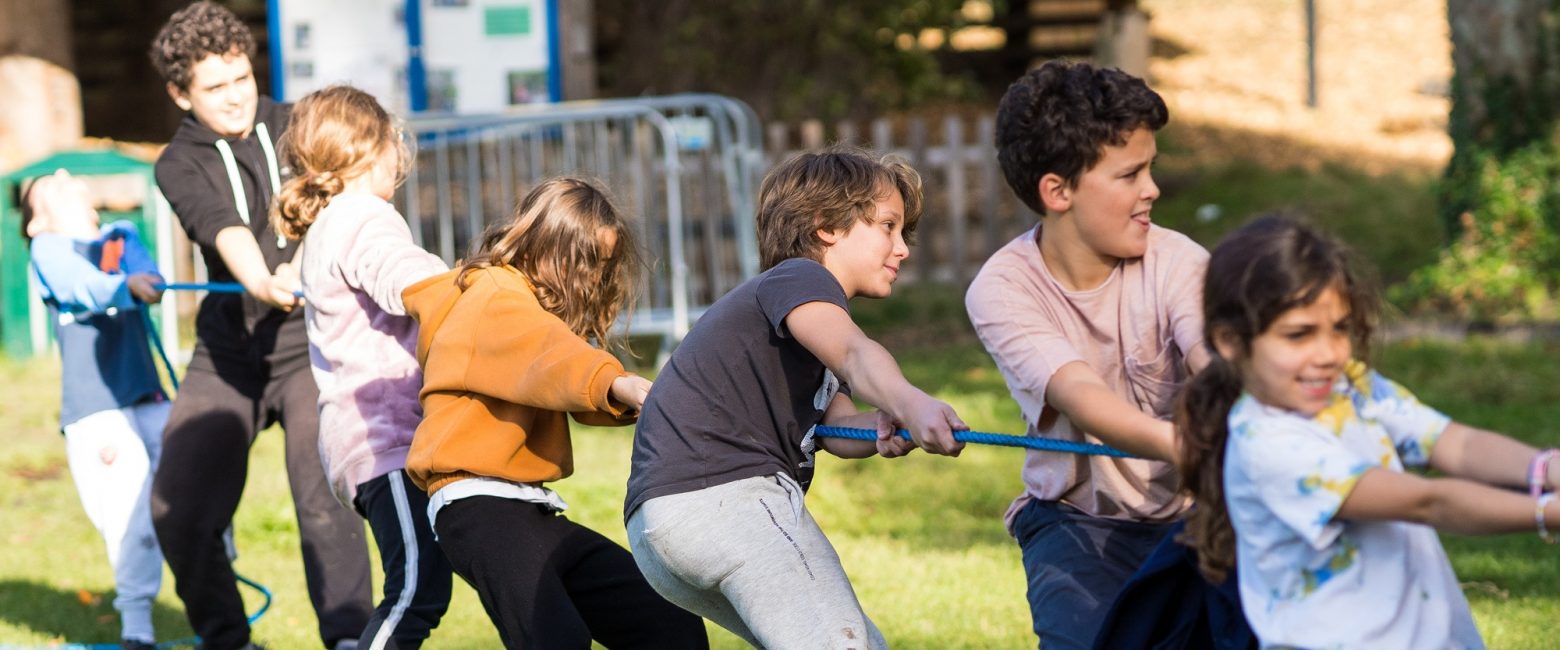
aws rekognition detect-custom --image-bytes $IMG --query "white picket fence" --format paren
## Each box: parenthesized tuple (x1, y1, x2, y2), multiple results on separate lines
(763, 113, 1036, 285)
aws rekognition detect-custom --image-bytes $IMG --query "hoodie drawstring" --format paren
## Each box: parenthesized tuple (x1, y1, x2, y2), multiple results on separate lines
(213, 122, 287, 249)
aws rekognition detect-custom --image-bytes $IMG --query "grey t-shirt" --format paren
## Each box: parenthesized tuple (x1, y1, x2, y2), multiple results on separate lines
(624, 258, 849, 519)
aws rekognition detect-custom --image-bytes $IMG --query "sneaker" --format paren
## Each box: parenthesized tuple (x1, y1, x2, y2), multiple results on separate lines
(120, 640, 156, 650)
(332, 641, 358, 650)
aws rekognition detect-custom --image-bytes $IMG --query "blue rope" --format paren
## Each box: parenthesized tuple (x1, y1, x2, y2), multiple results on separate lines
(157, 281, 247, 293)
(156, 281, 303, 299)
(237, 573, 275, 625)
(141, 309, 179, 391)
(150, 575, 271, 649)
(813, 425, 1136, 458)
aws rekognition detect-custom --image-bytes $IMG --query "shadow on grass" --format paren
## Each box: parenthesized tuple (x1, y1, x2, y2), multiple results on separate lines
(0, 580, 190, 646)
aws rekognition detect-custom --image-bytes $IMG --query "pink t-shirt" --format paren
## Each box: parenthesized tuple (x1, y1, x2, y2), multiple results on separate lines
(965, 225, 1207, 530)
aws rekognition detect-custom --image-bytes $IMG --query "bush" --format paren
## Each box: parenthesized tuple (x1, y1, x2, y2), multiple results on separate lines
(1395, 144, 1560, 321)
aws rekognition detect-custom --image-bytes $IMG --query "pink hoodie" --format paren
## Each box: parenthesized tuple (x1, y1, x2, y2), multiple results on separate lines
(300, 191, 449, 505)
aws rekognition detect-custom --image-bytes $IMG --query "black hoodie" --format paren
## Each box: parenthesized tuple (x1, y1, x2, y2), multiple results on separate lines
(155, 96, 306, 370)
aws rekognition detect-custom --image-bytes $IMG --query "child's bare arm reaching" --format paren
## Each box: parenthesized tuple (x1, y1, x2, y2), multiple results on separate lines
(1336, 467, 1560, 536)
(1427, 422, 1560, 491)
(785, 300, 967, 456)
(1046, 362, 1177, 461)
(817, 393, 916, 459)
(214, 227, 302, 309)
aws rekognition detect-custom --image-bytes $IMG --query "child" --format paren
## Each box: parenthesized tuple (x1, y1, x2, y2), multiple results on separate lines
(624, 146, 966, 649)
(402, 177, 708, 648)
(270, 85, 453, 649)
(964, 60, 1209, 648)
(149, 4, 372, 647)
(1178, 215, 1560, 649)
(23, 170, 169, 650)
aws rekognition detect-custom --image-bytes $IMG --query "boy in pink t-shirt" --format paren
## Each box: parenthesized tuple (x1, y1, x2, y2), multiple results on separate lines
(965, 60, 1209, 649)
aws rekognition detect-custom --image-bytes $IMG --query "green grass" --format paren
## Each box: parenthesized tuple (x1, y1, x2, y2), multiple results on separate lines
(3, 292, 1558, 648)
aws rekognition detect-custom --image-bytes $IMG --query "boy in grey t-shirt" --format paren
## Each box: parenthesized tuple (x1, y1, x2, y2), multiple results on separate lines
(625, 147, 966, 649)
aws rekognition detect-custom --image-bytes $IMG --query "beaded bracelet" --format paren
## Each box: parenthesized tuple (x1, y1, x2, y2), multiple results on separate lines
(1539, 493, 1557, 544)
(1529, 449, 1557, 499)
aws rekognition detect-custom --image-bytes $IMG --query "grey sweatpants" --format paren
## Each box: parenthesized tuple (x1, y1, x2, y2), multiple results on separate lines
(627, 474, 888, 650)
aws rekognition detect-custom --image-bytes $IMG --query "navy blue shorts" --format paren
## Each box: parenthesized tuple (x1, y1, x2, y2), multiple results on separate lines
(1012, 499, 1175, 649)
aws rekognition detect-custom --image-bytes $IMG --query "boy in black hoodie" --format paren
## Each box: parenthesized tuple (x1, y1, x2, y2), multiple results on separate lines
(148, 3, 372, 648)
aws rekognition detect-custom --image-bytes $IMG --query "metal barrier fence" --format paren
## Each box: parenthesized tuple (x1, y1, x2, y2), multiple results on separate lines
(398, 94, 765, 353)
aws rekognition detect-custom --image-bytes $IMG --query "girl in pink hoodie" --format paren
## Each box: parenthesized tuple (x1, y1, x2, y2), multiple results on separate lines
(271, 85, 452, 649)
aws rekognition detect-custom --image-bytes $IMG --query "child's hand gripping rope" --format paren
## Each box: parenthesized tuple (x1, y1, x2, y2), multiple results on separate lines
(815, 424, 1137, 458)
(881, 394, 968, 457)
(872, 410, 917, 458)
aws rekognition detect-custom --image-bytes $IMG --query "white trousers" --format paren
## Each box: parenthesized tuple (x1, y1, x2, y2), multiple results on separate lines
(63, 400, 170, 643)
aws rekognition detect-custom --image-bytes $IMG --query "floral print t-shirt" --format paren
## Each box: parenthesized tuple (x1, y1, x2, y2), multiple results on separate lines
(1225, 361, 1482, 649)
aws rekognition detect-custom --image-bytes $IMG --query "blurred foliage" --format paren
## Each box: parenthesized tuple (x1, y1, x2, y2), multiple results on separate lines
(1397, 144, 1560, 321)
(1414, 1, 1560, 321)
(593, 0, 987, 122)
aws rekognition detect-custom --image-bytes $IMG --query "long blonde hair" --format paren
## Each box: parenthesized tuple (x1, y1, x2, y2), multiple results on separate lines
(270, 85, 408, 239)
(457, 178, 642, 349)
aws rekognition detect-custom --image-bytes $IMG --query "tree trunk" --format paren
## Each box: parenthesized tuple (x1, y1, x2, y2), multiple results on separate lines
(0, 0, 81, 173)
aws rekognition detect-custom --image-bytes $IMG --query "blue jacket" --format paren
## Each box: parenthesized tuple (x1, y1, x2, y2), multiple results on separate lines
(1093, 520, 1256, 650)
(29, 221, 167, 428)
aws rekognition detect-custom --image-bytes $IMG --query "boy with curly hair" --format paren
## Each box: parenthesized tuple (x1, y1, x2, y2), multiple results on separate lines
(147, 3, 372, 648)
(966, 60, 1210, 648)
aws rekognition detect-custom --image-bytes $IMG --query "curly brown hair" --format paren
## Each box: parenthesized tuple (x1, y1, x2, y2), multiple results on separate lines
(995, 60, 1168, 217)
(149, 1, 255, 90)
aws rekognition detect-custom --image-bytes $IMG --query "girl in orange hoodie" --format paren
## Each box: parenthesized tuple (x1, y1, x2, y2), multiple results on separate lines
(401, 178, 708, 649)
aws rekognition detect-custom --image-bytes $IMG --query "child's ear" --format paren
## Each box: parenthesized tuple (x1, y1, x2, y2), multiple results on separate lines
(815, 226, 842, 245)
(1211, 326, 1243, 363)
(1037, 173, 1072, 215)
(166, 82, 192, 111)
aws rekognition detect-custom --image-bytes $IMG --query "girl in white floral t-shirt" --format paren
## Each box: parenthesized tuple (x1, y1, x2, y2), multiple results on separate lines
(1175, 215, 1559, 649)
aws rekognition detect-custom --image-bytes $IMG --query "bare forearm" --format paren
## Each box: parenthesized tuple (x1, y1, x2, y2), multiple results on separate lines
(213, 227, 273, 296)
(1056, 382, 1175, 461)
(1421, 478, 1557, 536)
(1430, 423, 1539, 489)
(834, 338, 922, 417)
(818, 409, 880, 458)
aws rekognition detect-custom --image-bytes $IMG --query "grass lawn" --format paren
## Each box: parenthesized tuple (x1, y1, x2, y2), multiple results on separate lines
(2, 288, 1557, 648)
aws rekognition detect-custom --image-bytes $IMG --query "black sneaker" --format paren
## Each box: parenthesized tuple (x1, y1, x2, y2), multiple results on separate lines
(121, 640, 156, 650)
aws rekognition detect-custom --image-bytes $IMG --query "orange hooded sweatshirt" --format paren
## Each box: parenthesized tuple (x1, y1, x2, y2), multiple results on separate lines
(402, 265, 635, 495)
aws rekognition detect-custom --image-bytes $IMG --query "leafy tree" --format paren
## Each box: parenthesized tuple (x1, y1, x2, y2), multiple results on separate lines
(593, 0, 982, 122)
(1397, 0, 1560, 321)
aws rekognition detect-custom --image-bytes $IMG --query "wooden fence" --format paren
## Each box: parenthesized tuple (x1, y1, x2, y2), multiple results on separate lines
(763, 114, 1036, 285)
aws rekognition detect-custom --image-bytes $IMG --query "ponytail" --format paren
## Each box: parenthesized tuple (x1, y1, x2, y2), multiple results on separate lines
(272, 171, 345, 240)
(267, 85, 404, 241)
(1176, 354, 1244, 583)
